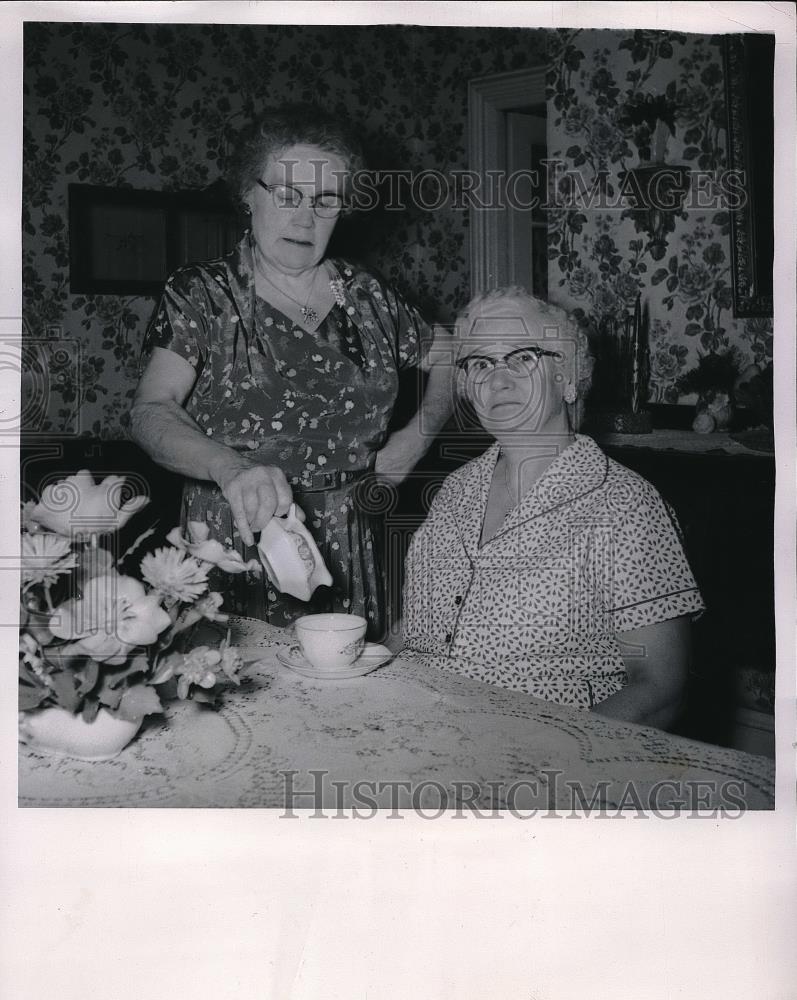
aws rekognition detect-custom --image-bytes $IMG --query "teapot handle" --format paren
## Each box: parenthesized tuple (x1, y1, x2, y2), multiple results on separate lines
(273, 502, 305, 525)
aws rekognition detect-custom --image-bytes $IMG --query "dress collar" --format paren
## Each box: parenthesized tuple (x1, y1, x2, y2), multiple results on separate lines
(225, 236, 365, 328)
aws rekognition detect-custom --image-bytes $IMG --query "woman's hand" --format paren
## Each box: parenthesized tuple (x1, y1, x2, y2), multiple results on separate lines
(131, 348, 293, 546)
(374, 359, 454, 484)
(211, 456, 293, 548)
(374, 425, 425, 485)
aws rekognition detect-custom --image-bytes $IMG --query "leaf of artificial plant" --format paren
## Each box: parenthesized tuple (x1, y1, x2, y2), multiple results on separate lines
(19, 659, 44, 685)
(114, 684, 163, 722)
(81, 699, 100, 724)
(118, 526, 158, 567)
(149, 656, 175, 685)
(95, 673, 124, 711)
(189, 688, 221, 707)
(106, 653, 151, 689)
(47, 671, 83, 713)
(18, 684, 50, 711)
(76, 658, 101, 696)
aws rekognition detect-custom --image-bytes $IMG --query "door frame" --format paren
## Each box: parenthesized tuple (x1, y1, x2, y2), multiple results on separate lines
(467, 67, 547, 295)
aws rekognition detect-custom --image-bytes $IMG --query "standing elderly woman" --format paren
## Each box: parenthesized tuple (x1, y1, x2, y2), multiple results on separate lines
(401, 288, 704, 731)
(130, 105, 451, 638)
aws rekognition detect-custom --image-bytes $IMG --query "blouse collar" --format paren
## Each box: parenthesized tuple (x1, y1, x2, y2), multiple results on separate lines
(456, 435, 610, 555)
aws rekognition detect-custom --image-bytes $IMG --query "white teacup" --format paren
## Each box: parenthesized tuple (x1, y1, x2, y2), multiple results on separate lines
(294, 613, 367, 671)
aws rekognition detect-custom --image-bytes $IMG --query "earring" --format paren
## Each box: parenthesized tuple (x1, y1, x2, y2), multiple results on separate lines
(563, 382, 577, 404)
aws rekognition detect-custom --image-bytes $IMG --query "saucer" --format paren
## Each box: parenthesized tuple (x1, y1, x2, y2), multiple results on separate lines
(276, 643, 393, 679)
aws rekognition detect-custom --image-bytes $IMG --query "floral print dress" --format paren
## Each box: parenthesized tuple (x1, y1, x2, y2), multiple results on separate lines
(144, 234, 431, 639)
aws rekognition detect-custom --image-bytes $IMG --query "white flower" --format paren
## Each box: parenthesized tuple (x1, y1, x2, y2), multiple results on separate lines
(219, 643, 244, 685)
(193, 591, 227, 622)
(169, 645, 222, 699)
(153, 641, 245, 698)
(171, 591, 228, 634)
(140, 547, 209, 603)
(49, 572, 171, 664)
(29, 471, 149, 538)
(20, 532, 78, 590)
(167, 522, 261, 574)
(19, 632, 45, 674)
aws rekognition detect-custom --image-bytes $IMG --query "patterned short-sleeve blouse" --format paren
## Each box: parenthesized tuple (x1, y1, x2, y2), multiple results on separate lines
(143, 233, 431, 638)
(402, 435, 705, 707)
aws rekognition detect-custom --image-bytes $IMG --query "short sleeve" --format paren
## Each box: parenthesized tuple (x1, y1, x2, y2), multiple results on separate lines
(605, 479, 705, 632)
(142, 268, 211, 372)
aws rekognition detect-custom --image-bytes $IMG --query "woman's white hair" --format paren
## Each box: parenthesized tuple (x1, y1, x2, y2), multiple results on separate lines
(454, 286, 593, 428)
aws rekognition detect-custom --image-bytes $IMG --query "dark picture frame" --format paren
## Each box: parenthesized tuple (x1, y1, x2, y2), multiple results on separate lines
(723, 33, 775, 318)
(68, 184, 241, 295)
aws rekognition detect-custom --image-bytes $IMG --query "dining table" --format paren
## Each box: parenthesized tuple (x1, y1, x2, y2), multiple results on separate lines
(18, 617, 776, 811)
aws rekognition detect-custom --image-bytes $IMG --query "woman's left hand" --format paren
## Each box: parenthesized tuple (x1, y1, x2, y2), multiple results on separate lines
(374, 356, 454, 484)
(374, 426, 425, 485)
(591, 616, 691, 731)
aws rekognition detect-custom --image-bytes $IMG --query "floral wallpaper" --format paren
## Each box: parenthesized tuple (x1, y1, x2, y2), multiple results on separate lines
(23, 23, 773, 435)
(546, 29, 773, 404)
(22, 21, 546, 438)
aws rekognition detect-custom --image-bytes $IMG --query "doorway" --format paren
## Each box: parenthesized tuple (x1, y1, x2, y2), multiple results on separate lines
(468, 67, 547, 298)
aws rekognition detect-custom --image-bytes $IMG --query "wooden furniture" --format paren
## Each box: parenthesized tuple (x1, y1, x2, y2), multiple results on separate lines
(595, 430, 775, 755)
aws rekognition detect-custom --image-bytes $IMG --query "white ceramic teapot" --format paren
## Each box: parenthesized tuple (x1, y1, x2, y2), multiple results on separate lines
(257, 504, 333, 602)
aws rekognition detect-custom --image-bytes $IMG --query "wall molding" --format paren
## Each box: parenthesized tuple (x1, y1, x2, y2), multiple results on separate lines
(467, 66, 547, 295)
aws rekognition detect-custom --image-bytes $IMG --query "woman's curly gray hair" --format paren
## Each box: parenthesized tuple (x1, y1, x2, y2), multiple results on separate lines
(454, 287, 594, 429)
(228, 103, 367, 209)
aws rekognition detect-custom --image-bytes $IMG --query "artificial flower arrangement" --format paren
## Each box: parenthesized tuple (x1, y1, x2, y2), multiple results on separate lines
(19, 470, 262, 759)
(674, 348, 742, 433)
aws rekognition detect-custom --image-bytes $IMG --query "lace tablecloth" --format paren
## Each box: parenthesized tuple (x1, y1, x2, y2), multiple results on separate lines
(19, 618, 775, 810)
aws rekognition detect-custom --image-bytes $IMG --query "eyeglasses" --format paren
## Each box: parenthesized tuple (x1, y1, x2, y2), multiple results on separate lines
(255, 180, 345, 218)
(456, 346, 563, 383)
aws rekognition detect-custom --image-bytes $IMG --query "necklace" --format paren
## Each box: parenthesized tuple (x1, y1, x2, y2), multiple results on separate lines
(254, 250, 322, 325)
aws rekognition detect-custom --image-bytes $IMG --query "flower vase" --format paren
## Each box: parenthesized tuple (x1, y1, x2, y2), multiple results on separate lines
(18, 707, 143, 761)
(593, 296, 652, 434)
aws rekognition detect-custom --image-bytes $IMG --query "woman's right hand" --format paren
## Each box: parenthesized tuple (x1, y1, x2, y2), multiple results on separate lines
(131, 347, 293, 546)
(212, 456, 293, 548)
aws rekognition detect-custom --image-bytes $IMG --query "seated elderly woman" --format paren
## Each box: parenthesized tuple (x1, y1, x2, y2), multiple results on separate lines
(401, 288, 704, 731)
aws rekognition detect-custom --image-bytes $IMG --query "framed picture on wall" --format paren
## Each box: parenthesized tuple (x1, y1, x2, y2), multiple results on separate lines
(724, 33, 775, 318)
(68, 184, 241, 295)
